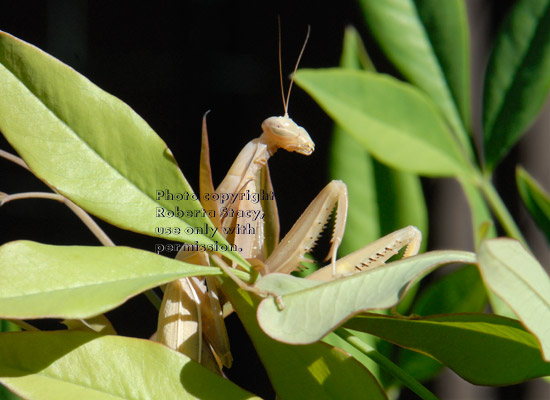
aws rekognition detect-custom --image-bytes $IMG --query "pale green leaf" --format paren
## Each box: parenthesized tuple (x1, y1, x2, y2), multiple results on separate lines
(296, 69, 470, 177)
(359, 0, 472, 158)
(0, 331, 257, 400)
(478, 238, 550, 361)
(0, 241, 223, 319)
(256, 251, 476, 344)
(0, 30, 242, 265)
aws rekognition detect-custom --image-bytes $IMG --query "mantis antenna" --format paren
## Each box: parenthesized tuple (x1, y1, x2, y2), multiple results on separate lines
(278, 20, 311, 117)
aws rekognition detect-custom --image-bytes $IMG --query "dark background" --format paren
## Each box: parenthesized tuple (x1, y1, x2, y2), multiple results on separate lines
(1, 1, 548, 399)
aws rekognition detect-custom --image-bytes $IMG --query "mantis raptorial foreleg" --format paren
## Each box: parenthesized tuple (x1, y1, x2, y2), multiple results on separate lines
(262, 180, 348, 276)
(262, 180, 422, 282)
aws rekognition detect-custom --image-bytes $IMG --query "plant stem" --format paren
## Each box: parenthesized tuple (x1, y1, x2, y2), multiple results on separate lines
(0, 148, 30, 170)
(7, 319, 39, 331)
(2, 192, 115, 247)
(480, 180, 528, 247)
(335, 328, 439, 400)
(144, 290, 162, 310)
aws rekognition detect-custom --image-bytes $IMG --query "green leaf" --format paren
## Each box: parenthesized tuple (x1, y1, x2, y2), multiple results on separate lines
(0, 31, 242, 265)
(483, 0, 550, 170)
(0, 322, 21, 400)
(372, 163, 427, 247)
(398, 264, 487, 382)
(322, 331, 383, 386)
(296, 69, 470, 177)
(256, 250, 476, 344)
(0, 241, 224, 319)
(339, 26, 374, 71)
(411, 264, 487, 316)
(0, 331, 257, 400)
(222, 280, 388, 400)
(459, 179, 497, 247)
(478, 238, 550, 361)
(62, 315, 117, 335)
(331, 126, 380, 255)
(412, 0, 471, 131)
(331, 27, 381, 255)
(330, 27, 426, 387)
(345, 313, 550, 385)
(516, 166, 550, 241)
(331, 28, 428, 257)
(1, 320, 20, 333)
(359, 0, 472, 159)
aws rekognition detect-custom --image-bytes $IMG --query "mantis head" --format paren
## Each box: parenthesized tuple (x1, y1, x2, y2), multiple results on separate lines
(262, 24, 313, 155)
(261, 116, 314, 155)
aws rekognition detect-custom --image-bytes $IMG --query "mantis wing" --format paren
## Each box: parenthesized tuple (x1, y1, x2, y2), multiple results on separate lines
(259, 164, 280, 258)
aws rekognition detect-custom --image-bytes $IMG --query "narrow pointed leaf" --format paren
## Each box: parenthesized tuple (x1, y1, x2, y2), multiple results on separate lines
(62, 315, 117, 335)
(516, 166, 550, 241)
(345, 313, 550, 385)
(331, 27, 381, 254)
(296, 69, 470, 177)
(478, 238, 550, 361)
(411, 264, 487, 316)
(331, 125, 380, 255)
(0, 331, 258, 400)
(359, 0, 472, 158)
(412, 0, 472, 130)
(373, 162, 427, 247)
(256, 251, 476, 344)
(331, 27, 428, 256)
(459, 179, 497, 247)
(0, 31, 242, 264)
(483, 0, 550, 170)
(0, 241, 224, 319)
(222, 280, 387, 400)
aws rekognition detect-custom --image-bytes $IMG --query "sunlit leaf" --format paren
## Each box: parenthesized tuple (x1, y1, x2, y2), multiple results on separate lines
(0, 241, 223, 319)
(296, 69, 470, 177)
(0, 331, 257, 399)
(0, 30, 242, 265)
(478, 238, 550, 361)
(359, 0, 472, 158)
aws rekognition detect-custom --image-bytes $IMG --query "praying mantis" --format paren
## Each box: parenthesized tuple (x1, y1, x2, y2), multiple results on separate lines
(156, 27, 422, 373)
